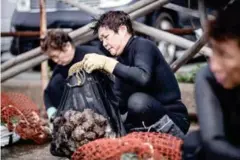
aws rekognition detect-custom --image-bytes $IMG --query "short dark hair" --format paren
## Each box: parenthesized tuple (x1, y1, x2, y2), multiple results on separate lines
(91, 11, 134, 35)
(208, 1, 240, 45)
(41, 29, 73, 52)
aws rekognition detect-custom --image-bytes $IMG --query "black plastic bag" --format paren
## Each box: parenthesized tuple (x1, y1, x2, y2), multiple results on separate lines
(50, 69, 126, 157)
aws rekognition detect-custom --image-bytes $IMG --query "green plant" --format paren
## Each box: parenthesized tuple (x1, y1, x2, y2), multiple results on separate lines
(175, 65, 202, 83)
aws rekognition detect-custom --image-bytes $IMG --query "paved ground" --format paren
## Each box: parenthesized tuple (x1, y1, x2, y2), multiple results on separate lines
(1, 70, 198, 160)
(1, 124, 198, 160)
(1, 140, 68, 160)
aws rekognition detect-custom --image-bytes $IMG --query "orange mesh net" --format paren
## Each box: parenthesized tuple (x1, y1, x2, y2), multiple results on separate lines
(1, 92, 50, 144)
(72, 132, 183, 160)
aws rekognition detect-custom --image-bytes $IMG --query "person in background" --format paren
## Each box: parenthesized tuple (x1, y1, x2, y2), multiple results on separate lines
(183, 1, 240, 159)
(41, 30, 104, 120)
(82, 11, 190, 137)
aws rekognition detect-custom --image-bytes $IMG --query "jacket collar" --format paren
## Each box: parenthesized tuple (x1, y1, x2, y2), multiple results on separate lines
(121, 35, 135, 55)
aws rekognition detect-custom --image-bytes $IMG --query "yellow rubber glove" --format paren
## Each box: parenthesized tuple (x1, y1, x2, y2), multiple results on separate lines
(82, 53, 118, 74)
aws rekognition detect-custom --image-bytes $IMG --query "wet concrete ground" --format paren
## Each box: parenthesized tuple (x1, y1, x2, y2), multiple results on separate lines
(1, 69, 199, 160)
(1, 124, 199, 160)
(1, 140, 68, 160)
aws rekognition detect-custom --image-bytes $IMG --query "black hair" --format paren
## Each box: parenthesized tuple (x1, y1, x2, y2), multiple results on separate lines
(41, 29, 73, 52)
(91, 11, 134, 35)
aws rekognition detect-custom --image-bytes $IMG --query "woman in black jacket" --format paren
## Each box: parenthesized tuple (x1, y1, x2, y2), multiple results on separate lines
(183, 2, 240, 159)
(82, 11, 190, 136)
(41, 30, 105, 119)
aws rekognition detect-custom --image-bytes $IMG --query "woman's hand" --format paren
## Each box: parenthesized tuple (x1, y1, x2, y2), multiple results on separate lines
(82, 53, 118, 74)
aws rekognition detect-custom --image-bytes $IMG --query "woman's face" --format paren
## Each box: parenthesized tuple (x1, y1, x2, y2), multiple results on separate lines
(47, 42, 75, 66)
(98, 26, 128, 57)
(210, 38, 240, 89)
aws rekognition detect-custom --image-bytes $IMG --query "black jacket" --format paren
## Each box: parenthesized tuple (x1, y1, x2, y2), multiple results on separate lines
(44, 45, 104, 110)
(112, 36, 188, 115)
(195, 66, 240, 160)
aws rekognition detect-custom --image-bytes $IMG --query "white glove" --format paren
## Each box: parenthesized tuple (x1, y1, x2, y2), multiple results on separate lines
(47, 107, 57, 120)
(82, 53, 118, 74)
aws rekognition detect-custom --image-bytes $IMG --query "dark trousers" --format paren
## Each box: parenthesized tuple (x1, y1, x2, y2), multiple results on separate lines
(120, 92, 190, 134)
(182, 130, 206, 160)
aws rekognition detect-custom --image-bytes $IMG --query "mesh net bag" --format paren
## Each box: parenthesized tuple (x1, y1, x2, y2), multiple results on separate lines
(72, 138, 154, 160)
(72, 132, 183, 160)
(1, 92, 51, 144)
(123, 132, 183, 160)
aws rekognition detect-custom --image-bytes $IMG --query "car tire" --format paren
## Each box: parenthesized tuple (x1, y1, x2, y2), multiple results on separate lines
(153, 12, 177, 64)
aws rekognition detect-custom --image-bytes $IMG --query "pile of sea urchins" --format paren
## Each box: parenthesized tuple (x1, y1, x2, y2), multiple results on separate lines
(51, 108, 115, 157)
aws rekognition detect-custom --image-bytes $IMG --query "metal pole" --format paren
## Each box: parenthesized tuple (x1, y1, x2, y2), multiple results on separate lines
(73, 31, 97, 45)
(58, 0, 103, 18)
(1, 27, 93, 72)
(1, 31, 40, 37)
(164, 28, 195, 35)
(198, 0, 208, 30)
(171, 35, 207, 72)
(1, 0, 160, 72)
(62, 0, 211, 56)
(133, 21, 212, 56)
(1, 29, 72, 37)
(0, 38, 92, 82)
(39, 0, 49, 118)
(1, 55, 48, 82)
(40, 0, 49, 92)
(1, 47, 42, 72)
(129, 0, 170, 20)
(169, 0, 209, 72)
(164, 3, 214, 19)
(59, 0, 158, 16)
(123, 0, 158, 14)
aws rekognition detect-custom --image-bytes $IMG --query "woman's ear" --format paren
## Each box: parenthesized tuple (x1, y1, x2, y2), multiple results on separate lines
(118, 25, 128, 35)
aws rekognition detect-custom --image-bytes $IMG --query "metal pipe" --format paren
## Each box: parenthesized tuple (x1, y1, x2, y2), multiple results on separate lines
(74, 33, 98, 46)
(171, 35, 207, 72)
(63, 0, 211, 56)
(133, 21, 211, 56)
(1, 31, 40, 37)
(1, 28, 93, 72)
(170, 0, 209, 72)
(164, 28, 195, 35)
(122, 0, 159, 14)
(59, 0, 159, 16)
(58, 0, 102, 18)
(60, 0, 211, 57)
(1, 47, 42, 72)
(40, 0, 49, 92)
(198, 0, 208, 30)
(1, 37, 94, 82)
(1, 0, 161, 72)
(68, 23, 94, 41)
(1, 55, 48, 82)
(163, 3, 214, 19)
(40, 0, 47, 41)
(129, 0, 170, 20)
(1, 29, 72, 37)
